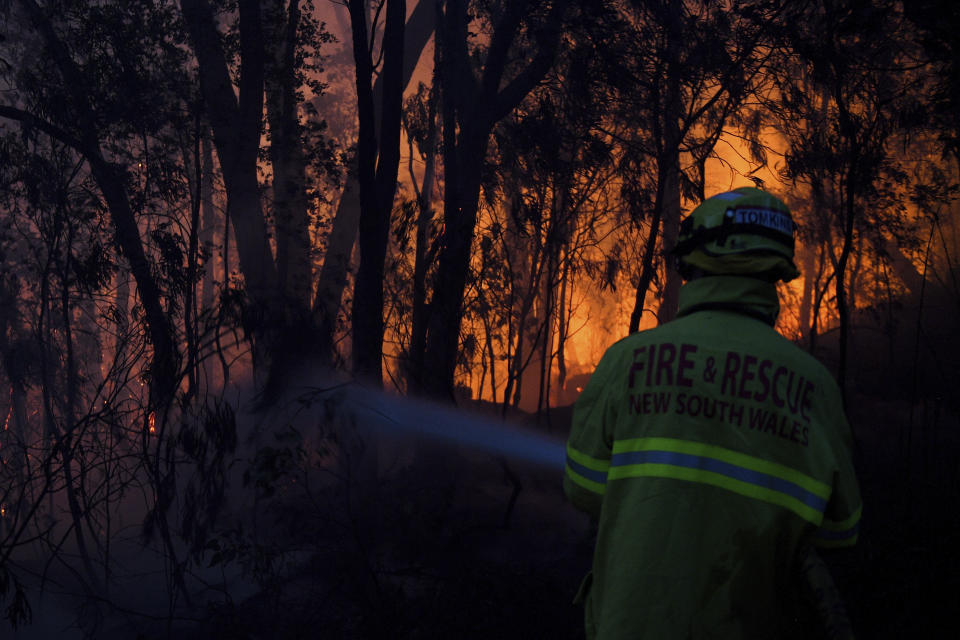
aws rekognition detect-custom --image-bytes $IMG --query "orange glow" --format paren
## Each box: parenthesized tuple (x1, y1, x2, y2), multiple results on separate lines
(148, 412, 156, 434)
(370, 47, 949, 409)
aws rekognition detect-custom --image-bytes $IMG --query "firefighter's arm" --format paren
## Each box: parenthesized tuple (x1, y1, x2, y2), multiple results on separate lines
(563, 352, 616, 519)
(814, 391, 862, 549)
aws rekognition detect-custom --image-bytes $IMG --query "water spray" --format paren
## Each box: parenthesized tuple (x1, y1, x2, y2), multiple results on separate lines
(334, 384, 567, 471)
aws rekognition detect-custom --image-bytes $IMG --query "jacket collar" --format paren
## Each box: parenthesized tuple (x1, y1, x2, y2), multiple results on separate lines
(675, 276, 780, 326)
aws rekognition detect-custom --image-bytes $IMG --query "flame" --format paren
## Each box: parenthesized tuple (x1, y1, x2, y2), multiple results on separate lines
(4, 386, 11, 431)
(148, 412, 156, 434)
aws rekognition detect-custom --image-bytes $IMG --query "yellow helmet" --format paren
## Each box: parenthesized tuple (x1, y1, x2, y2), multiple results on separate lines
(672, 187, 800, 282)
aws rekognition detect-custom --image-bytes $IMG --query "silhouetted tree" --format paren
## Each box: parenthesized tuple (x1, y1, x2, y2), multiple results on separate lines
(1, 0, 184, 409)
(347, 0, 406, 385)
(773, 0, 921, 399)
(415, 0, 569, 399)
(594, 0, 784, 332)
(312, 0, 436, 365)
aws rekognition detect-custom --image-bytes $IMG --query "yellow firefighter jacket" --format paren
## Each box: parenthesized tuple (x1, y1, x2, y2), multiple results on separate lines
(564, 275, 861, 640)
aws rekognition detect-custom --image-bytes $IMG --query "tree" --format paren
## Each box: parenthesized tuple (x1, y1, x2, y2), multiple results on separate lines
(180, 0, 278, 307)
(180, 0, 337, 394)
(593, 0, 783, 333)
(904, 0, 960, 176)
(312, 0, 437, 366)
(476, 43, 617, 413)
(415, 0, 569, 399)
(773, 0, 920, 399)
(348, 0, 406, 384)
(0, 0, 186, 410)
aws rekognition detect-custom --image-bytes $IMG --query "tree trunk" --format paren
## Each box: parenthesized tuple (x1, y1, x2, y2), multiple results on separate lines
(0, 275, 28, 485)
(883, 235, 924, 296)
(14, 0, 179, 408)
(265, 0, 312, 312)
(832, 79, 864, 406)
(408, 46, 440, 388)
(420, 0, 565, 399)
(848, 233, 865, 316)
(350, 0, 406, 384)
(184, 125, 203, 402)
(422, 134, 487, 399)
(798, 241, 816, 343)
(835, 165, 857, 404)
(658, 135, 683, 323)
(502, 191, 540, 411)
(200, 133, 217, 311)
(556, 253, 569, 397)
(629, 169, 665, 334)
(809, 243, 831, 356)
(657, 3, 684, 324)
(89, 158, 179, 407)
(181, 0, 280, 317)
(536, 250, 557, 416)
(313, 0, 437, 364)
(483, 309, 498, 403)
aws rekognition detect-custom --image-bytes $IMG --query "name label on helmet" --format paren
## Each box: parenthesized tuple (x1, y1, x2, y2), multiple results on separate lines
(733, 208, 794, 236)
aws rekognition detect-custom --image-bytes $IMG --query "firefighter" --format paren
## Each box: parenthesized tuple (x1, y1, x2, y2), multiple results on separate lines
(564, 187, 861, 639)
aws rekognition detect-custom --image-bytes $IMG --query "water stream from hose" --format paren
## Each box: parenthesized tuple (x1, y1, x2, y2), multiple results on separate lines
(338, 385, 568, 470)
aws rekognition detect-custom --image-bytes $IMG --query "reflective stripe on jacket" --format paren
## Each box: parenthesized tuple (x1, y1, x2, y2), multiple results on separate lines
(564, 276, 861, 640)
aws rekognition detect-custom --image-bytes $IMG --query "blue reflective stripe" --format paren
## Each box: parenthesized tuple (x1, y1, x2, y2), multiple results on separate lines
(815, 523, 859, 541)
(611, 450, 828, 514)
(566, 454, 608, 485)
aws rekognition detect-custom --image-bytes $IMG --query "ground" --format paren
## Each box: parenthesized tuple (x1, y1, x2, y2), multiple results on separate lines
(7, 390, 957, 639)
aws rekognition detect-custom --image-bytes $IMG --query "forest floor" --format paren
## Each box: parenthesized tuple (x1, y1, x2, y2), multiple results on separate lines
(833, 394, 960, 638)
(8, 390, 959, 639)
(180, 400, 595, 640)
